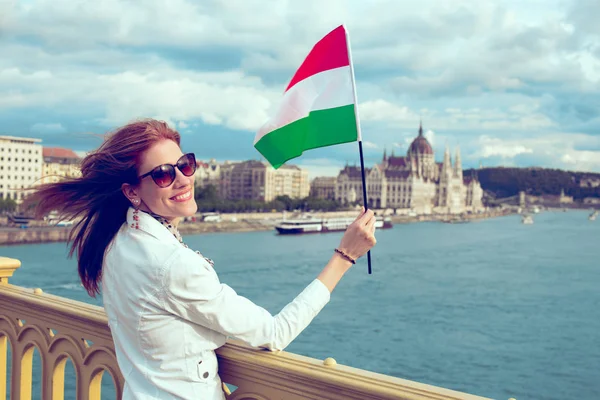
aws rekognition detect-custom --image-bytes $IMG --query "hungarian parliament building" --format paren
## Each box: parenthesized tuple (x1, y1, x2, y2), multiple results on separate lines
(193, 123, 484, 215)
(313, 124, 484, 214)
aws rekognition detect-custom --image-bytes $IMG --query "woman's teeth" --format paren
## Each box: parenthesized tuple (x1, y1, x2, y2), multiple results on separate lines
(172, 191, 191, 201)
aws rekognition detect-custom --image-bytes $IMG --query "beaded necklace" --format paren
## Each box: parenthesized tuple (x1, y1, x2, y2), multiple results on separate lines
(135, 209, 215, 267)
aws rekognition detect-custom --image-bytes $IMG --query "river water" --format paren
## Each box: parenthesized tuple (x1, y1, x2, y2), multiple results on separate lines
(2, 210, 599, 399)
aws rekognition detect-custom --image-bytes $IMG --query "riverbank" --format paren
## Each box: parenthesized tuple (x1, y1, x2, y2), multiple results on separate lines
(0, 226, 72, 246)
(0, 209, 514, 246)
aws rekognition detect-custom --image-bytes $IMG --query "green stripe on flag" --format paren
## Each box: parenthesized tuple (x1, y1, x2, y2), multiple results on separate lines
(255, 104, 358, 169)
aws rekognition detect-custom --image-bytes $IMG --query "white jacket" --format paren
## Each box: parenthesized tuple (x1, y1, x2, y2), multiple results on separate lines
(102, 208, 331, 399)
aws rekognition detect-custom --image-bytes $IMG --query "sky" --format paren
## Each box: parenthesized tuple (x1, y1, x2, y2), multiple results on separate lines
(1, 0, 599, 178)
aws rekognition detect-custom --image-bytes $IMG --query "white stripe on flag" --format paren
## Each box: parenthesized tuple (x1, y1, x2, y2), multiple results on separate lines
(255, 66, 354, 145)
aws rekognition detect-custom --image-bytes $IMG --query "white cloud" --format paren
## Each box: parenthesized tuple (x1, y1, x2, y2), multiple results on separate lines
(560, 150, 600, 172)
(0, 67, 276, 132)
(30, 122, 66, 134)
(509, 103, 540, 114)
(359, 100, 419, 124)
(357, 100, 556, 132)
(2, 0, 600, 173)
(578, 52, 600, 83)
(470, 132, 600, 172)
(480, 144, 533, 159)
(477, 135, 534, 158)
(424, 129, 435, 146)
(362, 141, 378, 149)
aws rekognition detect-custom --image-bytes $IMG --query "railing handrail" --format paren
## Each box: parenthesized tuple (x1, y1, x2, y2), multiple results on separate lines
(1, 283, 110, 334)
(0, 257, 493, 400)
(217, 340, 487, 400)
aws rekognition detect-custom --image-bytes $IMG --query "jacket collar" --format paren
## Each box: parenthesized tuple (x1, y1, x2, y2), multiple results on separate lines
(126, 207, 181, 245)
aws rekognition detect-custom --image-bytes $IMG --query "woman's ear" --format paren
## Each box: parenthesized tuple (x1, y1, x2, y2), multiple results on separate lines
(121, 183, 140, 205)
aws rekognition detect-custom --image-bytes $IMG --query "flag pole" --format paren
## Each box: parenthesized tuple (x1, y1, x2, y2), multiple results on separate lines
(344, 25, 373, 274)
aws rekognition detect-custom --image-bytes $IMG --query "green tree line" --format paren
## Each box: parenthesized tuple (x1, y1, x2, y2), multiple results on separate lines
(465, 167, 600, 200)
(194, 185, 344, 213)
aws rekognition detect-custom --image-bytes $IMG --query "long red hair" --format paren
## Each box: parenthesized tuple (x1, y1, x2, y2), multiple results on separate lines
(27, 119, 181, 297)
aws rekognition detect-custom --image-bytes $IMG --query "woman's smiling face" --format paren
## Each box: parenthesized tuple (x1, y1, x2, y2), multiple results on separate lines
(133, 139, 197, 221)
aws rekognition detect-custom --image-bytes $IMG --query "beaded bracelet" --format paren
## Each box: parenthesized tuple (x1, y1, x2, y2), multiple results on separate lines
(334, 248, 356, 264)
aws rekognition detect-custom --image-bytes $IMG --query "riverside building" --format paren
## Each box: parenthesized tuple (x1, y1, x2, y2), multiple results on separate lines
(0, 135, 43, 203)
(334, 123, 483, 214)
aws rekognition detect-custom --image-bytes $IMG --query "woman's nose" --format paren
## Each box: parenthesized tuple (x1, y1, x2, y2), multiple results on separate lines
(173, 166, 193, 188)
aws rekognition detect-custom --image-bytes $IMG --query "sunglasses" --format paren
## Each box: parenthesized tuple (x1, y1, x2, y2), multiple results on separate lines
(138, 153, 197, 188)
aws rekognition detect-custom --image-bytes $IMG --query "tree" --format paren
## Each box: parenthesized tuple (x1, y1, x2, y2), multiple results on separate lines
(0, 198, 17, 213)
(275, 195, 294, 211)
(193, 184, 348, 213)
(464, 167, 600, 201)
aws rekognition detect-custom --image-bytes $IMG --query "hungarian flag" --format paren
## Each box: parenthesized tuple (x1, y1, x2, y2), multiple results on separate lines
(254, 25, 359, 169)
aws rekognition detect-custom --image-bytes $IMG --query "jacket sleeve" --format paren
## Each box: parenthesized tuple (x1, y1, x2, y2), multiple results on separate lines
(160, 248, 331, 351)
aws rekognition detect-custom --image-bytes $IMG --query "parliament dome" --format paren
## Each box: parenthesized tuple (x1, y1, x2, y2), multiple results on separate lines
(408, 123, 433, 155)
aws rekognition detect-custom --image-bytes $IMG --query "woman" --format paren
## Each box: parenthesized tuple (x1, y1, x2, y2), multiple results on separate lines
(29, 119, 377, 399)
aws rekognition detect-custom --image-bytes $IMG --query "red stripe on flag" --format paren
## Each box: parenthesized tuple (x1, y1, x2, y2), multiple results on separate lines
(285, 25, 350, 92)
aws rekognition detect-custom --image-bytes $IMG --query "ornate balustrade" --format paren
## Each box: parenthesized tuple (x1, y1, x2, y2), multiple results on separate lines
(0, 256, 492, 400)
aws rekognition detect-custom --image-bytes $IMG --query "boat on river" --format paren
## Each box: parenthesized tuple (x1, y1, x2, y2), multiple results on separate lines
(275, 216, 393, 235)
(522, 214, 534, 225)
(7, 213, 35, 225)
(589, 210, 598, 221)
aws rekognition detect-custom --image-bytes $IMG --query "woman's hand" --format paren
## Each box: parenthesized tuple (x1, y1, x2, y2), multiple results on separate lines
(337, 207, 377, 261)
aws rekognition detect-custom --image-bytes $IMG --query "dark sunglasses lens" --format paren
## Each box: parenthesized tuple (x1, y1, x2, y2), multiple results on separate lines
(178, 154, 196, 176)
(152, 165, 176, 187)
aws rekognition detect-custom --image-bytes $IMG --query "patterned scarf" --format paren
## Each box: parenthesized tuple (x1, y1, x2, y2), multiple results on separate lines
(141, 210, 215, 267)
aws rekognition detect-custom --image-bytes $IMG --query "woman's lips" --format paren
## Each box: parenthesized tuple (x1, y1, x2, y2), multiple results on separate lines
(170, 189, 192, 202)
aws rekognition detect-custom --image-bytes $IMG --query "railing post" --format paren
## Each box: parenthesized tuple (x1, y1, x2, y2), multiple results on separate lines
(0, 336, 6, 400)
(10, 343, 27, 400)
(0, 258, 21, 398)
(0, 257, 21, 284)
